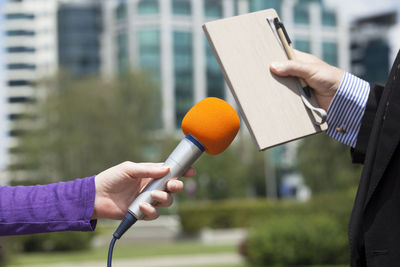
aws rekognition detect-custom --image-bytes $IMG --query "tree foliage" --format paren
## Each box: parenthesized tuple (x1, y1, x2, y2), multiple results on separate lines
(297, 133, 362, 194)
(12, 72, 161, 184)
(191, 144, 249, 200)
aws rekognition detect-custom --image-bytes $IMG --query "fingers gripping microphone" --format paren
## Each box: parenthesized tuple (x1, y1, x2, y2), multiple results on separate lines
(112, 97, 240, 240)
(108, 97, 240, 266)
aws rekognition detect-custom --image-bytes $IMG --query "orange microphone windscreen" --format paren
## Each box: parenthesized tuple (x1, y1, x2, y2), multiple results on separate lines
(182, 97, 240, 155)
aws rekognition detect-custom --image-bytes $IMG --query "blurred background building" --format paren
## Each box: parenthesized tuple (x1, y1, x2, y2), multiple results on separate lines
(351, 10, 400, 84)
(1, 0, 347, 195)
(1, 0, 101, 181)
(2, 0, 58, 179)
(57, 0, 102, 77)
(101, 0, 348, 132)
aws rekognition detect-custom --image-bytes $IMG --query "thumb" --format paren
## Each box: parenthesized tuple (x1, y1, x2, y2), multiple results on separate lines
(270, 60, 313, 80)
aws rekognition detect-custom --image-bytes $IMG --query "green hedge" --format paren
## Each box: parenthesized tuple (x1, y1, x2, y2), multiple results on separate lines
(245, 215, 348, 266)
(12, 231, 95, 252)
(0, 238, 8, 267)
(178, 189, 355, 234)
(178, 190, 355, 266)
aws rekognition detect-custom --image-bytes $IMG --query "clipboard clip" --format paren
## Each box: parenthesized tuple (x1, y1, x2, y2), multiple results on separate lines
(266, 17, 327, 126)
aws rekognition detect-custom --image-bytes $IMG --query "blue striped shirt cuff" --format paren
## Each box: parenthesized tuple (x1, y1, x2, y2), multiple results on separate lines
(326, 72, 370, 147)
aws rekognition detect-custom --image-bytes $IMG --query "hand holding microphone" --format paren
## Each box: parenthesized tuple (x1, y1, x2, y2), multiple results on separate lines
(93, 162, 195, 221)
(112, 97, 240, 238)
(107, 97, 240, 266)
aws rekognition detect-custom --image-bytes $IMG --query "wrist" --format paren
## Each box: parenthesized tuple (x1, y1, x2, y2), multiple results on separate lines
(331, 67, 345, 92)
(317, 68, 345, 111)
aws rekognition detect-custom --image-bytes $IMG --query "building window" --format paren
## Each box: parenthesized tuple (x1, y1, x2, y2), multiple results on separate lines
(117, 32, 129, 73)
(205, 0, 222, 18)
(174, 31, 193, 127)
(8, 113, 35, 120)
(322, 41, 338, 66)
(7, 46, 35, 53)
(7, 63, 36, 70)
(115, 2, 127, 21)
(138, 0, 159, 15)
(8, 80, 33, 87)
(249, 0, 281, 15)
(294, 1, 309, 25)
(206, 41, 224, 99)
(8, 129, 26, 137)
(173, 0, 191, 15)
(5, 13, 35, 20)
(294, 39, 311, 53)
(57, 4, 101, 77)
(138, 29, 160, 81)
(8, 97, 35, 103)
(322, 9, 337, 27)
(6, 30, 35, 36)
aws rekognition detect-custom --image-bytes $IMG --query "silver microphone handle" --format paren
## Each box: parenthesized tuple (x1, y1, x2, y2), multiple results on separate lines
(128, 137, 203, 219)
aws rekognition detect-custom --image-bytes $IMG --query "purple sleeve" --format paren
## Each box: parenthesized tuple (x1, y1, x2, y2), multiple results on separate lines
(0, 176, 97, 236)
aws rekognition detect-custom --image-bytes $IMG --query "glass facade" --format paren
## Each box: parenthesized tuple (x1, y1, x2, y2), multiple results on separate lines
(115, 2, 127, 21)
(138, 29, 161, 81)
(138, 0, 159, 15)
(5, 13, 35, 20)
(249, 0, 281, 15)
(173, 0, 191, 15)
(204, 0, 222, 18)
(173, 31, 193, 127)
(361, 39, 390, 84)
(294, 39, 311, 53)
(117, 32, 129, 73)
(7, 47, 35, 53)
(322, 41, 338, 66)
(57, 4, 101, 77)
(8, 80, 32, 87)
(294, 1, 309, 25)
(7, 63, 36, 70)
(322, 8, 336, 27)
(6, 30, 35, 36)
(8, 97, 35, 104)
(206, 41, 224, 98)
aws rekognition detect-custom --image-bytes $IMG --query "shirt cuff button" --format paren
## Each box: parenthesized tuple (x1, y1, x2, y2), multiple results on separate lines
(336, 127, 346, 134)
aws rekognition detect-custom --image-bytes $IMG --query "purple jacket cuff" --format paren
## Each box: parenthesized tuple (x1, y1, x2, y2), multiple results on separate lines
(0, 176, 97, 236)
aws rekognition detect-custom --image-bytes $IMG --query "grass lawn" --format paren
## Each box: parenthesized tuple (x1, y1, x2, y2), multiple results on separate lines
(8, 243, 348, 267)
(8, 240, 238, 266)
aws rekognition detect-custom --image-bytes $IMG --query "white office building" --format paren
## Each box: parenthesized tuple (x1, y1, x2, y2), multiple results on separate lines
(1, 0, 101, 180)
(2, 0, 58, 178)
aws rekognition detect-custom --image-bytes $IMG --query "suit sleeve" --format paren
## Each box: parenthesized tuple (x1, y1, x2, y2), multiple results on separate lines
(350, 84, 385, 164)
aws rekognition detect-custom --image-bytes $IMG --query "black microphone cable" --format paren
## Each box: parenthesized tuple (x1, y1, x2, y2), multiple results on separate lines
(107, 237, 117, 267)
(107, 212, 138, 267)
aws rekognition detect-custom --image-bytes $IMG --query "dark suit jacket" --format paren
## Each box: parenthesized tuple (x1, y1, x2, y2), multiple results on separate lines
(349, 51, 400, 267)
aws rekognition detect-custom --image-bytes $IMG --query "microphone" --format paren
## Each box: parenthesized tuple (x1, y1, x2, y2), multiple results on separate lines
(112, 97, 240, 239)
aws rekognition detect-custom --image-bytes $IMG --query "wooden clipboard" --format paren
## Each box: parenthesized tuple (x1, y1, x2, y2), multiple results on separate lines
(203, 9, 327, 151)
